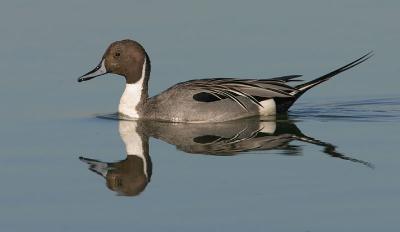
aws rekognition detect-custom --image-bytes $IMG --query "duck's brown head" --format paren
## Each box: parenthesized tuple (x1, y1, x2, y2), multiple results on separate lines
(78, 39, 150, 84)
(105, 155, 150, 197)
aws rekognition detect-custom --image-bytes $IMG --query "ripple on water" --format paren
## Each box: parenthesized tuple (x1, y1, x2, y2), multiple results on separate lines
(290, 96, 400, 122)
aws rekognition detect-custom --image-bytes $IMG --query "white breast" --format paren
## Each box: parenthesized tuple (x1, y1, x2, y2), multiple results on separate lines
(118, 81, 144, 118)
(118, 57, 147, 119)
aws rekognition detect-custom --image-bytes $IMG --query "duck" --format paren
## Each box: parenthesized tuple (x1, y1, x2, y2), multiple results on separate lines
(78, 39, 372, 123)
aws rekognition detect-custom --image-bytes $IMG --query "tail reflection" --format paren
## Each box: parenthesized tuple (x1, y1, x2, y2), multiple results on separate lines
(144, 118, 372, 168)
(80, 117, 372, 197)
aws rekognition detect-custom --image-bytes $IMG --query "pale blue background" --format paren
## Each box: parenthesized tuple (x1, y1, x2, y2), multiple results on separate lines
(0, 1, 399, 231)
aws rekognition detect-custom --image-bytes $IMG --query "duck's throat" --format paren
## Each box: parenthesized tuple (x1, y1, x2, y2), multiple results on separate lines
(119, 80, 145, 118)
(118, 58, 148, 119)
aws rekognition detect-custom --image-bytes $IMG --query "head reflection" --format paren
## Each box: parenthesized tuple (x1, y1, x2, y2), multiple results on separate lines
(80, 120, 151, 196)
(80, 116, 372, 197)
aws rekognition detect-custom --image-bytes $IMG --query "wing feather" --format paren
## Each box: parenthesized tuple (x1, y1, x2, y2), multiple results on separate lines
(179, 75, 302, 109)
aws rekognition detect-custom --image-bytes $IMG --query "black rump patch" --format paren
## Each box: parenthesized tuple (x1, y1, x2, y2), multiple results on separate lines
(274, 97, 297, 113)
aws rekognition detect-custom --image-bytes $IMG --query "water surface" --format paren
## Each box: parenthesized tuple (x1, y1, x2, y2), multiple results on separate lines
(1, 1, 400, 231)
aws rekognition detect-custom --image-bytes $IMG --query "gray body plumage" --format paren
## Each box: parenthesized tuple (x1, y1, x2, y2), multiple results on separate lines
(143, 81, 272, 122)
(142, 75, 300, 122)
(141, 52, 372, 122)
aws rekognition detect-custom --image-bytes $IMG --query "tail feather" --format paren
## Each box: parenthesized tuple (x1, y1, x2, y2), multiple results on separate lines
(294, 51, 374, 94)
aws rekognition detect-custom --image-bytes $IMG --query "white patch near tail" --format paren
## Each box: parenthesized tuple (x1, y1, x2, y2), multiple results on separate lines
(258, 99, 277, 116)
(258, 120, 277, 134)
(118, 121, 148, 178)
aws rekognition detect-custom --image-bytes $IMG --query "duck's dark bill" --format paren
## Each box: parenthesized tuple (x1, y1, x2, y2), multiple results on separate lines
(78, 60, 107, 82)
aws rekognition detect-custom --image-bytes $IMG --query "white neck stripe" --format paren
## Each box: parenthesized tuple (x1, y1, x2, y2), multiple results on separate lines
(118, 58, 147, 118)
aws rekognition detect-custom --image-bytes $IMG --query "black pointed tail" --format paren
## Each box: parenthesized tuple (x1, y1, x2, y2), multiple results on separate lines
(294, 52, 374, 97)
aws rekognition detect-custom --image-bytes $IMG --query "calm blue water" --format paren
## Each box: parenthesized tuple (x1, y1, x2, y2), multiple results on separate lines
(1, 1, 400, 231)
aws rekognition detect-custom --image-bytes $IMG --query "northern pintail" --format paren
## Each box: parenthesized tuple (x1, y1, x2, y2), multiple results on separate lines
(78, 39, 372, 122)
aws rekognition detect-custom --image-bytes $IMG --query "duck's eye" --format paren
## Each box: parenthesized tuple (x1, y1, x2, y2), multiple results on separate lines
(115, 52, 121, 57)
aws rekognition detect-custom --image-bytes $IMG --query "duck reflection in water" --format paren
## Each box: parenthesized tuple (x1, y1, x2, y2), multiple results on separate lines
(80, 116, 372, 196)
(80, 121, 152, 196)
